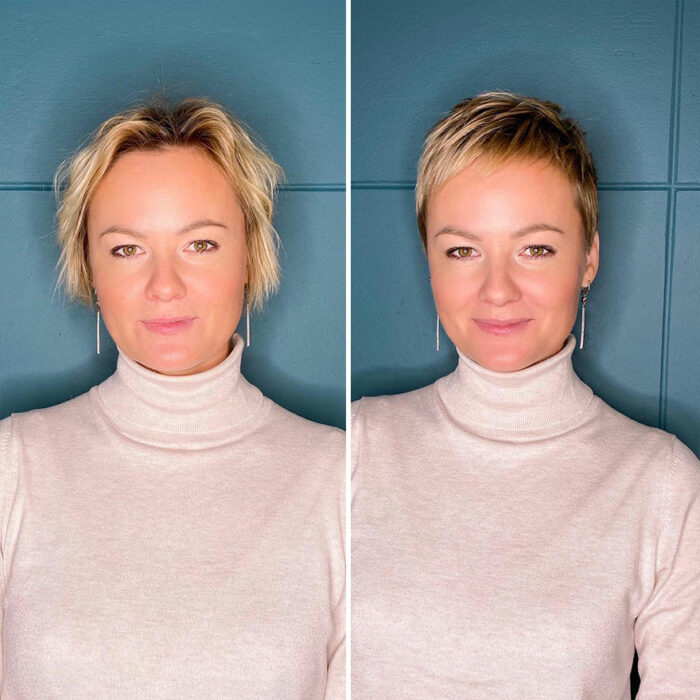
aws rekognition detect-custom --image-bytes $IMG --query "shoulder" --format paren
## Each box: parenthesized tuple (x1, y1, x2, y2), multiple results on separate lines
(665, 435, 700, 502)
(596, 399, 696, 462)
(352, 381, 440, 428)
(258, 398, 345, 461)
(591, 400, 699, 501)
(0, 391, 95, 495)
(1, 391, 95, 443)
(255, 400, 345, 513)
(0, 414, 12, 467)
(351, 382, 442, 471)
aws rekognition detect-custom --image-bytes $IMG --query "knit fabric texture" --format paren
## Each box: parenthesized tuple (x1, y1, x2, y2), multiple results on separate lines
(0, 335, 345, 699)
(351, 334, 699, 699)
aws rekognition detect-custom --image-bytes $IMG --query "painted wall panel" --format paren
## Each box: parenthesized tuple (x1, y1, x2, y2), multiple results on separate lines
(352, 0, 674, 185)
(0, 188, 345, 428)
(667, 192, 700, 454)
(678, 0, 700, 182)
(0, 0, 344, 185)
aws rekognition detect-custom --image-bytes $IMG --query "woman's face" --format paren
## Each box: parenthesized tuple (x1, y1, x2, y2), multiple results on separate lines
(426, 157, 599, 372)
(87, 146, 248, 376)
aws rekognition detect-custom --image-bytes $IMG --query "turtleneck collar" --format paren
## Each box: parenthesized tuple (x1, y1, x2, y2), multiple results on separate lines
(91, 333, 265, 449)
(436, 334, 598, 442)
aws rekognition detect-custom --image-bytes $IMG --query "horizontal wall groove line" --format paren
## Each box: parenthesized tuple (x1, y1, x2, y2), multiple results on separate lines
(352, 181, 700, 192)
(0, 182, 345, 193)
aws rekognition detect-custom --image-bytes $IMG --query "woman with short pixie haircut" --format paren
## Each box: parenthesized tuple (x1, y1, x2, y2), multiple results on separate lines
(352, 92, 699, 698)
(0, 98, 344, 698)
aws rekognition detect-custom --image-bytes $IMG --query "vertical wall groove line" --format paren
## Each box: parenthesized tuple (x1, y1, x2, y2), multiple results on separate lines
(659, 0, 684, 429)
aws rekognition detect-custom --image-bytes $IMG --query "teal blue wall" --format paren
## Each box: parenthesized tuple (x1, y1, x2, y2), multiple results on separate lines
(352, 0, 699, 458)
(0, 0, 345, 428)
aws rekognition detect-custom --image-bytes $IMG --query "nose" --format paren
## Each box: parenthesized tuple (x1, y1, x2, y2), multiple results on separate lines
(478, 261, 521, 306)
(145, 258, 187, 302)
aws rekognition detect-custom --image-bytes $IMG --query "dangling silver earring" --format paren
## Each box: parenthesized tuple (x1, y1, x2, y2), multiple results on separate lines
(579, 284, 590, 350)
(96, 301, 101, 355)
(436, 314, 440, 352)
(245, 285, 251, 348)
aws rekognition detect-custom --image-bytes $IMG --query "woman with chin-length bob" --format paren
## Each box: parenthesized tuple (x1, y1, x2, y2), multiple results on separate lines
(0, 98, 344, 698)
(352, 92, 700, 698)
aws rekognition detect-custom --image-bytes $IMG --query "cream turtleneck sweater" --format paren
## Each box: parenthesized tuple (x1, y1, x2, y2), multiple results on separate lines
(352, 334, 699, 699)
(0, 335, 345, 699)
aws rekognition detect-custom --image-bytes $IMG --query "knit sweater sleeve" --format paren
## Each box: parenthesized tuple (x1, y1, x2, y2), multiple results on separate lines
(635, 437, 700, 697)
(325, 573, 345, 699)
(0, 416, 12, 685)
(324, 429, 346, 700)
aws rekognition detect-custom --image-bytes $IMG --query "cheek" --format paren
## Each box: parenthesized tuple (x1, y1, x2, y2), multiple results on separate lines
(92, 266, 140, 314)
(195, 268, 245, 315)
(430, 267, 478, 313)
(524, 271, 581, 319)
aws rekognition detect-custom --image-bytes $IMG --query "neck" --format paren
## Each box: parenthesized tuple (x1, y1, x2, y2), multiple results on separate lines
(437, 334, 596, 442)
(92, 333, 264, 449)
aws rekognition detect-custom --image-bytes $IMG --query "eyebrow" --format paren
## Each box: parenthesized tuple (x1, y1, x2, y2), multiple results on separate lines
(434, 223, 565, 241)
(98, 219, 228, 238)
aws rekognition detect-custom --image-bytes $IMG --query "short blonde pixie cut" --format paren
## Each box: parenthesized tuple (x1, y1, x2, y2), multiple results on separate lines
(416, 91, 598, 250)
(55, 97, 283, 310)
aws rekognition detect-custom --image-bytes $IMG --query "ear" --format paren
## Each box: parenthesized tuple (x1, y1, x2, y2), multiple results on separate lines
(583, 232, 600, 286)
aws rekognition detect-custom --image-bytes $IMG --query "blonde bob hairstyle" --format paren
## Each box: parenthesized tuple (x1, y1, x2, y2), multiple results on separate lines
(416, 91, 598, 250)
(55, 97, 283, 310)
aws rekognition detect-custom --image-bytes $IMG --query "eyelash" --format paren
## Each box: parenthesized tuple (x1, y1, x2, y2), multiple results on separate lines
(110, 240, 220, 258)
(446, 245, 556, 260)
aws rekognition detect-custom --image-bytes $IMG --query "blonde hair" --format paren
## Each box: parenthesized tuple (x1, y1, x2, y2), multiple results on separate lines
(55, 96, 283, 310)
(416, 91, 598, 249)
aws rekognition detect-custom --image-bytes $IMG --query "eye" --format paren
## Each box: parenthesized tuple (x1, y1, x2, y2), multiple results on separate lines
(524, 245, 555, 259)
(447, 246, 477, 259)
(111, 244, 142, 258)
(187, 239, 219, 253)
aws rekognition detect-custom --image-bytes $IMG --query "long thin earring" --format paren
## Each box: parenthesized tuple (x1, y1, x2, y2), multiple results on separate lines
(579, 284, 590, 350)
(96, 301, 101, 355)
(245, 285, 251, 348)
(436, 314, 440, 352)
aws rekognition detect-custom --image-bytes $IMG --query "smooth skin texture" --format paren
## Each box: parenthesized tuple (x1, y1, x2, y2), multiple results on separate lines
(426, 157, 600, 372)
(87, 146, 247, 376)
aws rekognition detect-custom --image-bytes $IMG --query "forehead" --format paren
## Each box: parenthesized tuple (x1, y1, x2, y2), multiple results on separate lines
(426, 157, 582, 235)
(87, 146, 242, 229)
(96, 146, 232, 195)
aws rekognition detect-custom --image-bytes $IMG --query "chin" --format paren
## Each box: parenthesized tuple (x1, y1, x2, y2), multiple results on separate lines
(478, 352, 531, 373)
(141, 353, 199, 375)
(457, 338, 535, 373)
(128, 342, 206, 376)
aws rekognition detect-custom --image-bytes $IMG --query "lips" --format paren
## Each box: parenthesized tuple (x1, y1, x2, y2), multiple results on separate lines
(473, 318, 531, 336)
(141, 317, 196, 335)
